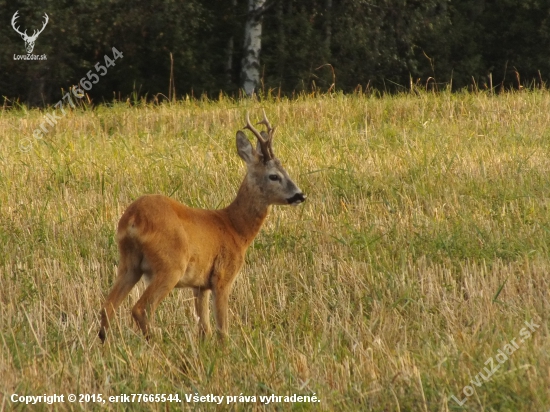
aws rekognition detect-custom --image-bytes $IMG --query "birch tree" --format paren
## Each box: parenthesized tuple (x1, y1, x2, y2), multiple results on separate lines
(241, 0, 266, 96)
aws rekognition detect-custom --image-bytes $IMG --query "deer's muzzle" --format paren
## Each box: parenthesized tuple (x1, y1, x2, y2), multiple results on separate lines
(287, 193, 306, 205)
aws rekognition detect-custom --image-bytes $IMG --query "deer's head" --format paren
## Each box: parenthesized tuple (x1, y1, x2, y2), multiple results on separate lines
(11, 11, 49, 54)
(236, 111, 306, 206)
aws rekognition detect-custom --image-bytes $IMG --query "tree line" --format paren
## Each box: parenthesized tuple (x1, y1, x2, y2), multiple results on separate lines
(1, 0, 549, 106)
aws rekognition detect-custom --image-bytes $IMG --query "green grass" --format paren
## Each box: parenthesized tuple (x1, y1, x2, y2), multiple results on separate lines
(1, 90, 549, 411)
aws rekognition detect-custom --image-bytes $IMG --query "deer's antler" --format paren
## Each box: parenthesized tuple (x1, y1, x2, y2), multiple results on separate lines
(11, 11, 27, 38)
(11, 11, 48, 41)
(28, 13, 49, 41)
(244, 110, 275, 161)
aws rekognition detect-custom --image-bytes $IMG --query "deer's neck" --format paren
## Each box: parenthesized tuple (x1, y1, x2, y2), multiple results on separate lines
(224, 176, 269, 246)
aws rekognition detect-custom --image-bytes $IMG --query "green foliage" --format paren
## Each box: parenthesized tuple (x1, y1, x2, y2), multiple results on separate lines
(1, 0, 550, 103)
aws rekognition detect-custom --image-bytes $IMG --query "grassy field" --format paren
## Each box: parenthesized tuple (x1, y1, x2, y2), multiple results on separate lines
(1, 90, 549, 411)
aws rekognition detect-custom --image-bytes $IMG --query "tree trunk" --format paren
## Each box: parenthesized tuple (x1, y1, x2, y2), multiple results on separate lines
(241, 0, 266, 96)
(225, 0, 238, 88)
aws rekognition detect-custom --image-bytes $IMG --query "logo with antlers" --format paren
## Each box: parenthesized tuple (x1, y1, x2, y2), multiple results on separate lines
(11, 11, 49, 54)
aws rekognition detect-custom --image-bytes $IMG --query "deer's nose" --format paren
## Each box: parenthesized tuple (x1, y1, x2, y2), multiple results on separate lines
(287, 193, 306, 205)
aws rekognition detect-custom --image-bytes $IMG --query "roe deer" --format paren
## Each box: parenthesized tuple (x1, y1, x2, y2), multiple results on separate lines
(98, 111, 306, 342)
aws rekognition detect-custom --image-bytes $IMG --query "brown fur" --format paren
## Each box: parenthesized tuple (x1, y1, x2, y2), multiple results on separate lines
(99, 119, 305, 342)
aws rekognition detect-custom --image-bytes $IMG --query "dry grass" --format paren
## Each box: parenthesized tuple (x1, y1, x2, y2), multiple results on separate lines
(1, 90, 549, 411)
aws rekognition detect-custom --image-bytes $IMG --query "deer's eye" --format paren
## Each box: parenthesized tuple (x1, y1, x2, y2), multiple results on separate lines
(269, 174, 280, 181)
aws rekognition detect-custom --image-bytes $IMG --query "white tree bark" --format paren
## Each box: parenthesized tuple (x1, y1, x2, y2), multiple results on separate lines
(241, 0, 266, 96)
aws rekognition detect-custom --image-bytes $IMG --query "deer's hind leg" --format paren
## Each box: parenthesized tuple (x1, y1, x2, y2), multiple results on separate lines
(99, 243, 142, 342)
(131, 226, 190, 340)
(132, 265, 183, 339)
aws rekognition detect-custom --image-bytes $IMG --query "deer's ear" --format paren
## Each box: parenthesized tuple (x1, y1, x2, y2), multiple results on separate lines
(255, 140, 263, 157)
(236, 131, 259, 164)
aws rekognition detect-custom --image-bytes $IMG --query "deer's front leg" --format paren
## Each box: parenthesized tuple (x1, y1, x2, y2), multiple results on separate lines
(212, 284, 231, 339)
(193, 288, 212, 338)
